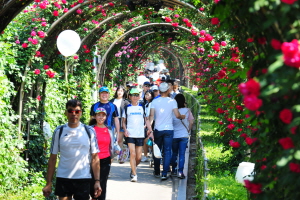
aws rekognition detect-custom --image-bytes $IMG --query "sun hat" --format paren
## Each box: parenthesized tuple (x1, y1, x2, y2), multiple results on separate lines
(95, 107, 107, 115)
(99, 86, 110, 93)
(151, 85, 159, 91)
(159, 82, 169, 92)
(130, 88, 140, 94)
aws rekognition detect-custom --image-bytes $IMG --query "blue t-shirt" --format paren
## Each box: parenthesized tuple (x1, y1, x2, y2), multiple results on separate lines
(90, 102, 118, 127)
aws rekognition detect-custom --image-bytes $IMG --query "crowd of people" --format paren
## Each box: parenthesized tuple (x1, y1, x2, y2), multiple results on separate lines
(42, 73, 194, 200)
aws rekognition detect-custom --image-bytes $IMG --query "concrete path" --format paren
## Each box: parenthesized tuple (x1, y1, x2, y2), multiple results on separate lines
(106, 139, 190, 200)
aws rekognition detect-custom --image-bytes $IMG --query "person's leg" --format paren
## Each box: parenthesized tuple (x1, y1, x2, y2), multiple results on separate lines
(118, 131, 125, 149)
(153, 130, 163, 176)
(128, 143, 137, 175)
(98, 157, 111, 200)
(178, 138, 188, 173)
(171, 138, 180, 173)
(142, 137, 149, 161)
(73, 179, 91, 200)
(162, 130, 174, 176)
(135, 139, 144, 167)
(59, 197, 72, 200)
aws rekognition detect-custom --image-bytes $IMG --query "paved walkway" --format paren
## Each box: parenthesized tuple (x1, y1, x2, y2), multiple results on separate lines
(106, 140, 190, 200)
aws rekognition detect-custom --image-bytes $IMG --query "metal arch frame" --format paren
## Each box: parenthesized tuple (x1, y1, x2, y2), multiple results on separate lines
(96, 22, 192, 83)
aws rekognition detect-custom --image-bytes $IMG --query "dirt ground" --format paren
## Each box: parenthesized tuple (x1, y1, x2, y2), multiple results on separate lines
(186, 130, 198, 200)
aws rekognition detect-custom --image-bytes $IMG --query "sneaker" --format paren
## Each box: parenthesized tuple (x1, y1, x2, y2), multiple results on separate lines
(130, 171, 134, 178)
(153, 171, 160, 178)
(171, 171, 177, 176)
(161, 174, 168, 180)
(141, 156, 147, 162)
(131, 175, 138, 182)
(178, 172, 185, 179)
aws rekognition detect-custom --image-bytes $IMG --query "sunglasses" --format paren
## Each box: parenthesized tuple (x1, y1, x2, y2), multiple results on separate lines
(144, 85, 150, 87)
(67, 109, 82, 114)
(131, 94, 140, 97)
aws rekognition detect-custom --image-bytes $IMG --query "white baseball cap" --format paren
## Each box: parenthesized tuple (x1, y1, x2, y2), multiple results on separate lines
(151, 85, 159, 91)
(159, 82, 169, 92)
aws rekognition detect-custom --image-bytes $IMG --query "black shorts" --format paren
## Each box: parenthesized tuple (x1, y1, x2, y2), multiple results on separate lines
(55, 177, 90, 200)
(127, 137, 144, 146)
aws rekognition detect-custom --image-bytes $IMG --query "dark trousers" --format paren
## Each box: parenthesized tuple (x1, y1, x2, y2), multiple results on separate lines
(90, 156, 111, 200)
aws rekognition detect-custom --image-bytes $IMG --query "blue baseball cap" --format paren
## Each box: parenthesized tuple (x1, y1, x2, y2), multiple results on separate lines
(143, 81, 150, 86)
(99, 86, 110, 93)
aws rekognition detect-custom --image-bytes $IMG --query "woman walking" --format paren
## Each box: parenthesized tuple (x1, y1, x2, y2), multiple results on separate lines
(110, 85, 129, 162)
(171, 94, 194, 179)
(89, 107, 120, 200)
(141, 90, 154, 162)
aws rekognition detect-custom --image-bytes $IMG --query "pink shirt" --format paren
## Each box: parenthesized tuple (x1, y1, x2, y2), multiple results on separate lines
(94, 126, 111, 159)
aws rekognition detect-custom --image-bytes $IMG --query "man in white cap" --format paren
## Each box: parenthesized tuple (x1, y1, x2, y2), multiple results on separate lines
(149, 82, 185, 180)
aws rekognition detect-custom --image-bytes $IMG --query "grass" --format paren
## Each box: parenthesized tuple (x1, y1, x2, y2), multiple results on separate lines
(194, 97, 248, 200)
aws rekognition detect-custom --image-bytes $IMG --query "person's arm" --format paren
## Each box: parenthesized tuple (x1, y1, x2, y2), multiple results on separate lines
(145, 117, 154, 139)
(42, 154, 57, 197)
(149, 108, 155, 126)
(114, 116, 120, 136)
(91, 153, 101, 198)
(122, 117, 129, 137)
(173, 108, 185, 119)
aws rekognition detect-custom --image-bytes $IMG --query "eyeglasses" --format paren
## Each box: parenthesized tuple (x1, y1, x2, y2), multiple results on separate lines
(67, 109, 82, 114)
(131, 94, 139, 97)
(144, 85, 150, 87)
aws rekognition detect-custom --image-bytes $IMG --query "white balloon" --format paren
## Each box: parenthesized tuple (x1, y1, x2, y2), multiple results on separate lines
(57, 30, 81, 57)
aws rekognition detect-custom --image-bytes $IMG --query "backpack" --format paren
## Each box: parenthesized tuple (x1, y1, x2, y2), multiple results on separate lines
(123, 103, 146, 125)
(58, 124, 92, 153)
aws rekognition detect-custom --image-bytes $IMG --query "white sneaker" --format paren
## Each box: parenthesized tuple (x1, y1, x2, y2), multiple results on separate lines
(141, 156, 147, 162)
(131, 175, 137, 182)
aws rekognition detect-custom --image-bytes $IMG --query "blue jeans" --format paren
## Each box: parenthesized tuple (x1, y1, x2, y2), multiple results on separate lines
(171, 138, 188, 173)
(153, 130, 174, 176)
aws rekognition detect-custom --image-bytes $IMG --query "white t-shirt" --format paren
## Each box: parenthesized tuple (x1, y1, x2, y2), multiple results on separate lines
(122, 104, 145, 138)
(151, 97, 178, 131)
(113, 98, 122, 118)
(50, 123, 99, 179)
(173, 108, 194, 138)
(145, 102, 151, 117)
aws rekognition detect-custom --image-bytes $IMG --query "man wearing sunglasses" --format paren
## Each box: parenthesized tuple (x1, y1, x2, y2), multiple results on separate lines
(43, 99, 101, 200)
(90, 86, 120, 139)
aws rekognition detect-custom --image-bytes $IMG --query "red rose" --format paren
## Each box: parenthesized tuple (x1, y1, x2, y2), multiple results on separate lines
(36, 96, 41, 101)
(53, 10, 59, 16)
(279, 137, 294, 149)
(38, 31, 45, 38)
(211, 17, 220, 25)
(244, 180, 262, 194)
(290, 126, 297, 134)
(164, 17, 172, 22)
(229, 140, 240, 148)
(43, 65, 50, 69)
(289, 163, 300, 173)
(247, 38, 254, 43)
(22, 43, 28, 48)
(279, 108, 293, 124)
(34, 69, 41, 74)
(240, 133, 248, 138)
(227, 124, 235, 130)
(245, 137, 256, 145)
(258, 37, 266, 45)
(243, 95, 262, 111)
(271, 39, 282, 50)
(216, 108, 224, 114)
(281, 0, 297, 4)
(281, 39, 299, 57)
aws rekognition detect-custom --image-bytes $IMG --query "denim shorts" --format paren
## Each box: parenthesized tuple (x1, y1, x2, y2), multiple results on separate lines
(127, 137, 144, 146)
(119, 118, 124, 132)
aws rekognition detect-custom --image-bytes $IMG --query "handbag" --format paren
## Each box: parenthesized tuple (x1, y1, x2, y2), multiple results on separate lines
(153, 141, 162, 158)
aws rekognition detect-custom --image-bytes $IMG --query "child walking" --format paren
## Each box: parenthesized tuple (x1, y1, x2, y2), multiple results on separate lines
(122, 88, 153, 182)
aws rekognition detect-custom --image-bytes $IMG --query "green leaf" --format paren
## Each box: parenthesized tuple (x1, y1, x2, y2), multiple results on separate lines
(269, 57, 283, 73)
(277, 155, 293, 167)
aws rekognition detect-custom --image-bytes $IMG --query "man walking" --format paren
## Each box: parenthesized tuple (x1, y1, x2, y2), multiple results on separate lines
(42, 99, 101, 199)
(90, 86, 120, 139)
(149, 82, 185, 180)
(123, 88, 153, 182)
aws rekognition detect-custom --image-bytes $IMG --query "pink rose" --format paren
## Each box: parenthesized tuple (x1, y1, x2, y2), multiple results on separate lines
(76, 9, 83, 14)
(34, 69, 41, 74)
(74, 55, 79, 59)
(31, 38, 39, 45)
(243, 95, 262, 111)
(43, 65, 50, 69)
(31, 31, 36, 36)
(229, 140, 240, 148)
(174, 14, 179, 18)
(281, 0, 297, 4)
(41, 22, 47, 26)
(53, 10, 59, 17)
(36, 96, 41, 101)
(22, 43, 28, 48)
(221, 41, 227, 46)
(38, 31, 45, 38)
(63, 8, 69, 13)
